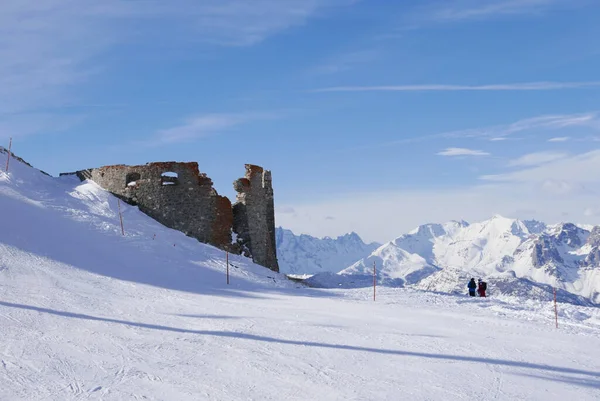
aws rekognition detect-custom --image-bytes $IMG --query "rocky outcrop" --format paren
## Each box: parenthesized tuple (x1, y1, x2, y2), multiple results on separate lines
(581, 226, 600, 268)
(555, 223, 585, 247)
(587, 226, 600, 248)
(532, 237, 563, 268)
(62, 161, 279, 270)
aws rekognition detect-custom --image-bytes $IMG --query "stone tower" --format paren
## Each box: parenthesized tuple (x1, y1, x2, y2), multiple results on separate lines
(232, 165, 279, 272)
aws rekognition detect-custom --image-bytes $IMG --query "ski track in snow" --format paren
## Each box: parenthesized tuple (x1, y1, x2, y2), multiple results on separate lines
(0, 150, 600, 400)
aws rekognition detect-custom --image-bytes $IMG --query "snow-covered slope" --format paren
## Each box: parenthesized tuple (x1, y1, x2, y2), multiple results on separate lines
(275, 227, 379, 274)
(2, 149, 600, 400)
(310, 215, 600, 305)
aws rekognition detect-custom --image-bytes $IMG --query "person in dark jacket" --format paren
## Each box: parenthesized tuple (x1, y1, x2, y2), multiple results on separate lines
(477, 278, 487, 297)
(468, 278, 477, 296)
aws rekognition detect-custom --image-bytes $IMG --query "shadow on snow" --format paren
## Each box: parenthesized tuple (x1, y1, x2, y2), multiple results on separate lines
(1, 300, 598, 388)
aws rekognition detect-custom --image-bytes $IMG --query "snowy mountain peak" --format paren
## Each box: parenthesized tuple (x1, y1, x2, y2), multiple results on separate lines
(332, 231, 366, 244)
(305, 214, 600, 305)
(406, 219, 469, 238)
(522, 219, 547, 234)
(275, 227, 380, 275)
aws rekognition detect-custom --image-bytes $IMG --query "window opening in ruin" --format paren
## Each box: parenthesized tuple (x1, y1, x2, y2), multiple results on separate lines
(126, 172, 141, 187)
(161, 172, 179, 186)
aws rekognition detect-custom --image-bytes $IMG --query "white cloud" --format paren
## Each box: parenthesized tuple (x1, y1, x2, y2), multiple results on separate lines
(437, 147, 490, 156)
(312, 82, 600, 93)
(151, 0, 358, 47)
(442, 112, 600, 140)
(507, 151, 568, 167)
(276, 206, 297, 215)
(430, 0, 559, 21)
(548, 136, 570, 142)
(152, 112, 278, 145)
(584, 207, 600, 217)
(481, 149, 600, 186)
(277, 148, 600, 242)
(347, 112, 600, 153)
(276, 182, 599, 243)
(0, 113, 84, 140)
(0, 0, 352, 135)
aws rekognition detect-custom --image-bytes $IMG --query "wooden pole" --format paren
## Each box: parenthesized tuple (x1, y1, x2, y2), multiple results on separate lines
(5, 137, 12, 172)
(373, 260, 376, 301)
(226, 251, 230, 285)
(553, 287, 558, 329)
(117, 199, 125, 236)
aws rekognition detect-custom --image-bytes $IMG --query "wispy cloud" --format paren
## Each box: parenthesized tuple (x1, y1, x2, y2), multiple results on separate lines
(507, 151, 568, 167)
(311, 49, 379, 75)
(279, 149, 600, 242)
(151, 112, 278, 145)
(343, 111, 600, 154)
(154, 0, 358, 47)
(437, 147, 490, 156)
(311, 81, 600, 93)
(0, 0, 353, 136)
(548, 136, 570, 142)
(442, 112, 600, 140)
(481, 149, 600, 188)
(430, 0, 559, 22)
(0, 113, 85, 140)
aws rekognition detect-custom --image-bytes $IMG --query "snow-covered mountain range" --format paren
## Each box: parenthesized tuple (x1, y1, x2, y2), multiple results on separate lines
(305, 216, 600, 305)
(275, 227, 379, 275)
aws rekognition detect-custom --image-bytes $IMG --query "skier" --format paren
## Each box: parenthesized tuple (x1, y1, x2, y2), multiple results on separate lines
(468, 278, 477, 296)
(477, 278, 487, 297)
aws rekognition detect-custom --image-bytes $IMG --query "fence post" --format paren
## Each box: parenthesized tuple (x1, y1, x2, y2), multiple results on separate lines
(117, 199, 125, 236)
(553, 287, 558, 329)
(226, 251, 230, 285)
(373, 260, 376, 301)
(5, 137, 12, 172)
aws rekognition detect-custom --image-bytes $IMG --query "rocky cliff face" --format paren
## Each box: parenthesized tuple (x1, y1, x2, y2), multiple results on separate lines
(582, 226, 600, 268)
(532, 236, 564, 268)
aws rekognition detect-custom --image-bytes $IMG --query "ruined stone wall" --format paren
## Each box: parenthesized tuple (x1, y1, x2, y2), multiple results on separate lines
(64, 161, 279, 271)
(75, 162, 234, 250)
(233, 165, 279, 272)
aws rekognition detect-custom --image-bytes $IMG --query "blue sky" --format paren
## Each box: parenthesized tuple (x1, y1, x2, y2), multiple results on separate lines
(2, 0, 600, 242)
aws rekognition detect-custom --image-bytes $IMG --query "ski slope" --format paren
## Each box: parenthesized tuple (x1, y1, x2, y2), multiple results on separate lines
(1, 149, 600, 400)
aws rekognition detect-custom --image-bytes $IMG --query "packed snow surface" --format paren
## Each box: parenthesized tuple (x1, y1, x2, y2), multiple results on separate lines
(1, 150, 600, 400)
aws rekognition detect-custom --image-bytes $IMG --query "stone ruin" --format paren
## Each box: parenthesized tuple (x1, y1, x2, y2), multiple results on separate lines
(62, 162, 279, 272)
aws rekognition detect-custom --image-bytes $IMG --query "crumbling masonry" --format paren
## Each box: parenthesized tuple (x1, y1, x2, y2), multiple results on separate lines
(63, 162, 279, 272)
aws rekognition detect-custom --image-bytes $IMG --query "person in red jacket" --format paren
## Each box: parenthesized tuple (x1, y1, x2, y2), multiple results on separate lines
(477, 278, 487, 297)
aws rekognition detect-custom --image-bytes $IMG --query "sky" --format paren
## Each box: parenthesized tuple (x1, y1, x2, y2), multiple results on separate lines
(2, 0, 600, 243)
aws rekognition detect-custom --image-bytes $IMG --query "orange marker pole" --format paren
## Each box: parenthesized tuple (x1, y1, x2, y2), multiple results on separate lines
(117, 199, 125, 236)
(5, 137, 12, 172)
(373, 260, 376, 301)
(226, 251, 230, 285)
(554, 287, 558, 329)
